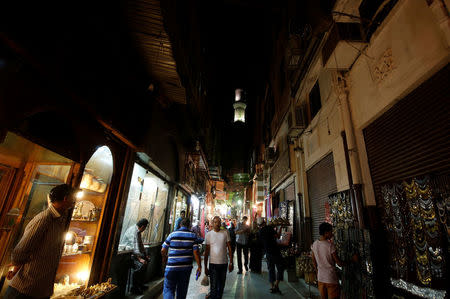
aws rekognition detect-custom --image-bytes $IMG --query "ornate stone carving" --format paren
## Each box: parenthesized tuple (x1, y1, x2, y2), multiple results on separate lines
(373, 48, 395, 82)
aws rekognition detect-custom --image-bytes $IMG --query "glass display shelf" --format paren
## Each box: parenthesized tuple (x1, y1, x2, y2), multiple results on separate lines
(62, 250, 92, 257)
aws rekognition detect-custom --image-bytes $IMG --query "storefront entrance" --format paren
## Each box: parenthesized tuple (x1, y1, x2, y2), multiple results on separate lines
(363, 64, 449, 297)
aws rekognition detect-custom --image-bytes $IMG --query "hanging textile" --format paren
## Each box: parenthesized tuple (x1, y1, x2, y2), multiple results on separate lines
(328, 190, 375, 299)
(380, 175, 448, 297)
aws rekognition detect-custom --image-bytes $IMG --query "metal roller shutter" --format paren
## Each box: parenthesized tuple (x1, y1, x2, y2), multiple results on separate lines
(363, 64, 450, 203)
(307, 153, 337, 241)
(284, 182, 295, 202)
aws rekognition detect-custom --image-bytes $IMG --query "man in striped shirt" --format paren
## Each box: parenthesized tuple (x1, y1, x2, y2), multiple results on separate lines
(161, 217, 201, 299)
(5, 184, 76, 299)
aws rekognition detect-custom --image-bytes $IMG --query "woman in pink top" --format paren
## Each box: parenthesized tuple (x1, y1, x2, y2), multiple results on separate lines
(311, 222, 344, 299)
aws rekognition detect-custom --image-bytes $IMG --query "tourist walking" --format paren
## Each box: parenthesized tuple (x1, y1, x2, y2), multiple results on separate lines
(259, 218, 284, 294)
(235, 216, 250, 274)
(5, 184, 76, 299)
(161, 218, 201, 299)
(204, 216, 234, 299)
(122, 218, 150, 294)
(311, 222, 344, 299)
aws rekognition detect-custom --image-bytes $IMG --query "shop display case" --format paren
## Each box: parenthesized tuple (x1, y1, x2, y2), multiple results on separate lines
(118, 162, 169, 249)
(0, 132, 76, 296)
(54, 146, 113, 296)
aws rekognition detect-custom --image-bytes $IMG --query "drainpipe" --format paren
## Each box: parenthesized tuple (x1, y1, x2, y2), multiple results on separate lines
(335, 72, 365, 228)
(295, 137, 313, 249)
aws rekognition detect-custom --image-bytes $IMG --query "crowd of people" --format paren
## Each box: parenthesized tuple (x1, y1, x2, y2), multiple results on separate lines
(3, 184, 344, 299)
(164, 212, 345, 299)
(160, 212, 288, 299)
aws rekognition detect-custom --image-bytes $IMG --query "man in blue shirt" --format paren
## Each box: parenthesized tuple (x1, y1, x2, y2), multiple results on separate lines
(161, 217, 201, 299)
(174, 210, 185, 231)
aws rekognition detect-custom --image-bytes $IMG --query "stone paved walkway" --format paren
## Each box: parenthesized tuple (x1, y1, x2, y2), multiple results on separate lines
(156, 256, 320, 299)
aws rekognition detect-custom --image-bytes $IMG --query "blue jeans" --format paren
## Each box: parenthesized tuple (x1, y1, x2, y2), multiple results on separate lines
(163, 269, 192, 299)
(209, 263, 227, 299)
(266, 254, 284, 283)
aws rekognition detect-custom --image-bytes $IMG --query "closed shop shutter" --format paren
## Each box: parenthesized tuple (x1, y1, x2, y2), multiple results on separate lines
(363, 64, 450, 202)
(284, 182, 295, 202)
(307, 153, 337, 241)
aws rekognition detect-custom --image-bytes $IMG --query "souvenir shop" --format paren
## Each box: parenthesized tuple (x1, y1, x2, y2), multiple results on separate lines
(0, 120, 131, 298)
(107, 157, 171, 298)
(363, 65, 449, 298)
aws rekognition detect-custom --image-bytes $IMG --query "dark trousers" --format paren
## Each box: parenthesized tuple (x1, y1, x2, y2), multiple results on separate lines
(131, 257, 147, 290)
(209, 263, 227, 299)
(236, 243, 249, 271)
(249, 245, 262, 273)
(266, 254, 284, 283)
(163, 269, 192, 299)
(4, 286, 49, 299)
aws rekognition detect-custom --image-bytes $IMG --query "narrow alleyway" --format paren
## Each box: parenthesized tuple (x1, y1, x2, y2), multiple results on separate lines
(154, 256, 320, 299)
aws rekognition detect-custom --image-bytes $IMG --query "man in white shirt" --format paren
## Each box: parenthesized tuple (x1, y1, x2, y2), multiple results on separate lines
(121, 218, 150, 294)
(204, 216, 234, 299)
(311, 222, 344, 299)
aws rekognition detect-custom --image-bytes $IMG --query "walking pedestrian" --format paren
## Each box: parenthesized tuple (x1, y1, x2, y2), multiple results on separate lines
(122, 218, 150, 294)
(204, 216, 233, 299)
(5, 184, 76, 299)
(191, 220, 202, 239)
(249, 219, 262, 273)
(161, 218, 201, 299)
(259, 218, 284, 294)
(235, 216, 250, 274)
(227, 221, 236, 256)
(311, 222, 344, 299)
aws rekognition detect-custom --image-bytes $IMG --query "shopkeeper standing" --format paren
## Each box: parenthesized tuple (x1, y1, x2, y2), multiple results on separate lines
(5, 184, 76, 299)
(122, 218, 150, 295)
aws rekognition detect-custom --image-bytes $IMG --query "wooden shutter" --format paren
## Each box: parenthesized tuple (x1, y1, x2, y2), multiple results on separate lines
(307, 153, 337, 241)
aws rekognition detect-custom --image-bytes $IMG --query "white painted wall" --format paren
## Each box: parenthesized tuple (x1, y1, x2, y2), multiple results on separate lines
(295, 0, 450, 207)
(348, 0, 450, 205)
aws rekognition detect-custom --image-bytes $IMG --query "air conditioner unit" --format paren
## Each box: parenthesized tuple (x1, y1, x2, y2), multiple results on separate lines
(322, 22, 366, 70)
(288, 104, 306, 137)
(265, 147, 276, 165)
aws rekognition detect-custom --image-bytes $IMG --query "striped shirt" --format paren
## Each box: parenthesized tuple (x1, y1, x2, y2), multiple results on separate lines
(10, 204, 67, 297)
(162, 227, 199, 272)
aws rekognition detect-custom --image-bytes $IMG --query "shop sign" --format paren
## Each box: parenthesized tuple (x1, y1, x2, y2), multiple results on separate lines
(233, 173, 250, 183)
